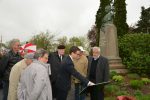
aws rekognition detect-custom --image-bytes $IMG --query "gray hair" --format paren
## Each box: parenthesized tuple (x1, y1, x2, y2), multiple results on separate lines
(34, 48, 48, 59)
(92, 46, 101, 52)
(24, 53, 35, 60)
(9, 39, 20, 49)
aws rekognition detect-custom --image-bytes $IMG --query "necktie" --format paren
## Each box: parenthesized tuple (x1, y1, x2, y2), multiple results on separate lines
(60, 55, 62, 61)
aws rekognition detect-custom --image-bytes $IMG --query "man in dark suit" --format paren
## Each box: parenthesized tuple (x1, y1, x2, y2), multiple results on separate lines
(56, 46, 94, 100)
(48, 45, 66, 99)
(87, 46, 109, 100)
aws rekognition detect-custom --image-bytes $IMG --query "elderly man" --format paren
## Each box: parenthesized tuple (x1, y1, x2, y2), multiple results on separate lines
(0, 39, 23, 100)
(18, 49, 52, 100)
(48, 45, 66, 99)
(8, 53, 35, 100)
(87, 47, 109, 100)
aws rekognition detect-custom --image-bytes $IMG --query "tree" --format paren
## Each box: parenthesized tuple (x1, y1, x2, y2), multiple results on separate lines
(95, 0, 112, 46)
(30, 31, 55, 51)
(0, 43, 7, 49)
(114, 0, 128, 37)
(135, 7, 150, 33)
(57, 36, 68, 45)
(64, 36, 90, 54)
(69, 37, 83, 46)
(87, 25, 97, 47)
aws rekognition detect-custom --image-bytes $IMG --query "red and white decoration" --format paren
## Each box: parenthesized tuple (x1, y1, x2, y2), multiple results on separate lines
(20, 43, 36, 55)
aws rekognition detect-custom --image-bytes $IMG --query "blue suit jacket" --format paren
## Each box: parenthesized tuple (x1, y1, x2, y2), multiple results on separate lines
(56, 56, 89, 91)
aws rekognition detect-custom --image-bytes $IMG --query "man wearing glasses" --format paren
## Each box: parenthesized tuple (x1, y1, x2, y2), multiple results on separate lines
(55, 46, 94, 100)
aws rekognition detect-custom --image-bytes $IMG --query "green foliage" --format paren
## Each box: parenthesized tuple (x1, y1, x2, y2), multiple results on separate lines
(119, 33, 150, 76)
(112, 75, 124, 83)
(104, 85, 120, 96)
(69, 37, 84, 46)
(110, 71, 118, 79)
(0, 43, 7, 49)
(57, 36, 68, 45)
(135, 7, 150, 33)
(116, 90, 129, 96)
(129, 80, 144, 89)
(87, 25, 97, 47)
(65, 36, 90, 54)
(114, 0, 128, 37)
(104, 97, 115, 100)
(127, 73, 140, 80)
(141, 78, 150, 85)
(136, 94, 150, 100)
(134, 90, 143, 97)
(30, 31, 55, 51)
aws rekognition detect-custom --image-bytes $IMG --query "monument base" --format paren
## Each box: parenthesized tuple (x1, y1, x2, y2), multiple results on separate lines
(99, 23, 128, 74)
(107, 56, 128, 74)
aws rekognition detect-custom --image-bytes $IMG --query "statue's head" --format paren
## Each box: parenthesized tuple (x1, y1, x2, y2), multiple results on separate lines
(105, 5, 111, 13)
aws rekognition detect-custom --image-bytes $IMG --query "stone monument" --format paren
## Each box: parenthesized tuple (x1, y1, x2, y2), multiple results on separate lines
(99, 5, 127, 74)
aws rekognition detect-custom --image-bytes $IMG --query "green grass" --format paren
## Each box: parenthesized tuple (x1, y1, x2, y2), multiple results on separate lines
(136, 94, 150, 100)
(105, 97, 116, 100)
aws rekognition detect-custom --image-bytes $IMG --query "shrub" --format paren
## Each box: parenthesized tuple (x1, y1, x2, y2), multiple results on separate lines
(136, 94, 150, 100)
(127, 73, 140, 79)
(112, 75, 124, 83)
(141, 78, 150, 85)
(104, 85, 120, 96)
(116, 90, 129, 96)
(105, 97, 116, 100)
(129, 80, 144, 89)
(110, 71, 118, 79)
(119, 33, 150, 76)
(134, 90, 143, 97)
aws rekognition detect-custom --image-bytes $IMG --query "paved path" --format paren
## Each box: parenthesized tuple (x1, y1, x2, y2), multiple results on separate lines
(67, 84, 90, 100)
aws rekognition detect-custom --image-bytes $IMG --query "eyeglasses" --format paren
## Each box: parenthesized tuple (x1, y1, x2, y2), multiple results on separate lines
(75, 53, 80, 56)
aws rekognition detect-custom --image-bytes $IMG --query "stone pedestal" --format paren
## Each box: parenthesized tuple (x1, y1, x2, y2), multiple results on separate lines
(108, 57, 128, 74)
(99, 24, 127, 74)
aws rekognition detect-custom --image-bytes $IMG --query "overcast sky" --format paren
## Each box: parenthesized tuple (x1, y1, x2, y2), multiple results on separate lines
(0, 0, 149, 43)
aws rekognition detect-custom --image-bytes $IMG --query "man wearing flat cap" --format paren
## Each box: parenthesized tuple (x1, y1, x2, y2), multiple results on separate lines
(48, 44, 66, 99)
(8, 53, 35, 100)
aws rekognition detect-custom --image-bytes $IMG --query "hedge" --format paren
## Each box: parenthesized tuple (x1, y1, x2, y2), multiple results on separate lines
(119, 33, 150, 76)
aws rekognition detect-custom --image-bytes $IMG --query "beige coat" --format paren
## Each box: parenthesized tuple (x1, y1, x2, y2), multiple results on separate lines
(73, 55, 88, 83)
(17, 60, 52, 100)
(8, 59, 28, 100)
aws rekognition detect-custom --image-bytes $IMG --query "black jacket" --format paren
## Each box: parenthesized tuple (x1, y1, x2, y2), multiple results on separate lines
(56, 56, 89, 92)
(0, 50, 22, 80)
(87, 56, 109, 83)
(48, 52, 66, 83)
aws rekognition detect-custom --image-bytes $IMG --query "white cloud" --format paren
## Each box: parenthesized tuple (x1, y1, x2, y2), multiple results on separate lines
(0, 0, 149, 42)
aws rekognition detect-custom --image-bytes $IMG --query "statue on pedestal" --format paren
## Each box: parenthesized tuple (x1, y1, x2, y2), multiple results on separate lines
(100, 4, 119, 58)
(99, 5, 127, 74)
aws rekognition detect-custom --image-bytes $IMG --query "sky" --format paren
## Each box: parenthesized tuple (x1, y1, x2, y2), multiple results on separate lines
(0, 0, 149, 43)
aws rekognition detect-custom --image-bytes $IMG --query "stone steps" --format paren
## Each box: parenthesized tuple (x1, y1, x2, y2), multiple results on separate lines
(108, 57, 128, 74)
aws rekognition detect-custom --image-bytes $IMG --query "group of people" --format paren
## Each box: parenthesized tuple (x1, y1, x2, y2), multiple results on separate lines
(0, 38, 110, 100)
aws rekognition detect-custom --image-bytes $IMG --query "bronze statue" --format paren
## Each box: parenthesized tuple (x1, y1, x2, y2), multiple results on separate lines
(101, 5, 114, 33)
